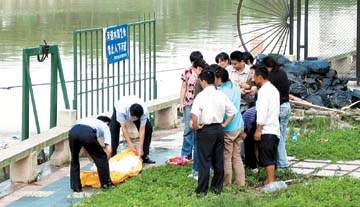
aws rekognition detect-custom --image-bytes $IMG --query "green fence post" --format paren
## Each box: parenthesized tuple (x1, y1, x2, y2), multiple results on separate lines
(73, 32, 78, 110)
(50, 52, 58, 128)
(133, 25, 136, 95)
(85, 32, 88, 117)
(27, 69, 41, 134)
(101, 29, 105, 113)
(21, 49, 30, 140)
(96, 30, 100, 114)
(148, 15, 152, 100)
(80, 32, 83, 118)
(128, 27, 131, 96)
(112, 63, 115, 106)
(90, 31, 94, 116)
(143, 15, 147, 101)
(153, 16, 157, 99)
(138, 22, 142, 98)
(107, 63, 110, 111)
(57, 49, 70, 109)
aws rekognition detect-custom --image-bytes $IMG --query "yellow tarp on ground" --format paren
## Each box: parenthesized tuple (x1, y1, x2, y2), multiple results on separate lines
(80, 149, 143, 188)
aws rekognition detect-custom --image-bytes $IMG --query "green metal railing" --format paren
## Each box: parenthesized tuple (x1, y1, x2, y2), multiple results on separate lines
(73, 17, 157, 118)
(22, 45, 70, 140)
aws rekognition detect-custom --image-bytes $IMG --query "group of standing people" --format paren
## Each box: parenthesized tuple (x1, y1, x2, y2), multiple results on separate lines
(67, 49, 291, 195)
(179, 50, 291, 195)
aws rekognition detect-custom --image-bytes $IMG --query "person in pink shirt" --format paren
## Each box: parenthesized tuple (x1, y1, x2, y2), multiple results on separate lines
(179, 51, 204, 179)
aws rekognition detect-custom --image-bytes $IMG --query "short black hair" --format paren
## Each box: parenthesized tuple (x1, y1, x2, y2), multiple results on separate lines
(199, 70, 215, 85)
(190, 51, 203, 63)
(262, 56, 281, 70)
(97, 115, 111, 124)
(215, 52, 230, 63)
(243, 52, 254, 64)
(215, 68, 229, 83)
(193, 58, 208, 69)
(254, 64, 269, 80)
(230, 50, 244, 61)
(129, 103, 144, 118)
(205, 64, 222, 74)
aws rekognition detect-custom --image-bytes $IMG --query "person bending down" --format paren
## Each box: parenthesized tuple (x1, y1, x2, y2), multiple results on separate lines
(68, 116, 113, 192)
(109, 96, 155, 164)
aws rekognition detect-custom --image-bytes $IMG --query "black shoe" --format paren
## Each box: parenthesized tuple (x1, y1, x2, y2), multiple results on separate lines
(196, 192, 207, 198)
(211, 188, 221, 195)
(186, 155, 192, 160)
(143, 157, 156, 164)
(72, 187, 82, 193)
(102, 182, 115, 189)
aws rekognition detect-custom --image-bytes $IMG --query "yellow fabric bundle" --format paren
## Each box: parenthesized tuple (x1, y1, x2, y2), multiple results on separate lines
(80, 149, 143, 188)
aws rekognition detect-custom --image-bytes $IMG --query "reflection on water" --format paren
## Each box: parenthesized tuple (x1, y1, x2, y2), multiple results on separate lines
(0, 0, 357, 133)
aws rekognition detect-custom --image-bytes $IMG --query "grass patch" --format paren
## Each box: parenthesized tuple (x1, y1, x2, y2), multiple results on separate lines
(256, 176, 360, 207)
(287, 117, 360, 162)
(78, 165, 360, 207)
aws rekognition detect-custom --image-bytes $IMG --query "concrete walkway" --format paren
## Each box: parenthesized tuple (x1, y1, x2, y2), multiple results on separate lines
(0, 130, 182, 207)
(1, 129, 360, 207)
(289, 156, 360, 178)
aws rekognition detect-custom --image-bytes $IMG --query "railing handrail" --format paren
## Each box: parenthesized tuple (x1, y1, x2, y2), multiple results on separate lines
(0, 126, 69, 169)
(73, 19, 155, 34)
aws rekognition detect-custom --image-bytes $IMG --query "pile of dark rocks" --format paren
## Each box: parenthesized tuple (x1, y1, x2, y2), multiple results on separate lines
(258, 55, 360, 108)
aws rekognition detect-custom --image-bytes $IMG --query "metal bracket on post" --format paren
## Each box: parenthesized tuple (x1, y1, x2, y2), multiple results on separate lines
(21, 45, 70, 140)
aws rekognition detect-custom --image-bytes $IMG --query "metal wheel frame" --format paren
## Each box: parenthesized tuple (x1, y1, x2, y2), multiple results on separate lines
(236, 0, 292, 56)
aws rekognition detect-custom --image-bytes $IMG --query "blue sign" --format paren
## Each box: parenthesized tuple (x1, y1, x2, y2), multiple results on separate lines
(105, 24, 129, 64)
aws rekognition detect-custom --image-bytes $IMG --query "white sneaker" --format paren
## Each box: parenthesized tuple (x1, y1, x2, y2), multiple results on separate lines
(251, 168, 259, 174)
(187, 173, 198, 181)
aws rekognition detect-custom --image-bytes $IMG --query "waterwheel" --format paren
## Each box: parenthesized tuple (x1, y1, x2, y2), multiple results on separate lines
(236, 0, 293, 56)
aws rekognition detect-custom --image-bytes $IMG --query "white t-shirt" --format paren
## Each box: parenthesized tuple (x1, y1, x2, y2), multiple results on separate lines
(191, 85, 237, 125)
(256, 81, 280, 138)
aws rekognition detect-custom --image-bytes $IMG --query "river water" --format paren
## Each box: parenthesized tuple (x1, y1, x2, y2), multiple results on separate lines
(0, 0, 356, 134)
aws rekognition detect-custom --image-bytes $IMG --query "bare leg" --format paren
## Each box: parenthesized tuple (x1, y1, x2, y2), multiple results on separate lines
(265, 164, 276, 185)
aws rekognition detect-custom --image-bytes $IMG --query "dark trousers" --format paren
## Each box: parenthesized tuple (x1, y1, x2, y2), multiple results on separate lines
(196, 124, 224, 194)
(110, 108, 153, 158)
(244, 128, 258, 169)
(69, 125, 111, 191)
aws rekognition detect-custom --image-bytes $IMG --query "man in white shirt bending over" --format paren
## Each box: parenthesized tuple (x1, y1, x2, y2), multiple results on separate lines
(253, 64, 280, 187)
(69, 116, 113, 192)
(190, 70, 237, 196)
(110, 96, 155, 164)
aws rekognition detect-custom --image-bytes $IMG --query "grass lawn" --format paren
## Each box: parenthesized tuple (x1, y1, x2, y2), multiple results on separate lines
(287, 117, 360, 162)
(78, 116, 360, 206)
(78, 165, 360, 207)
